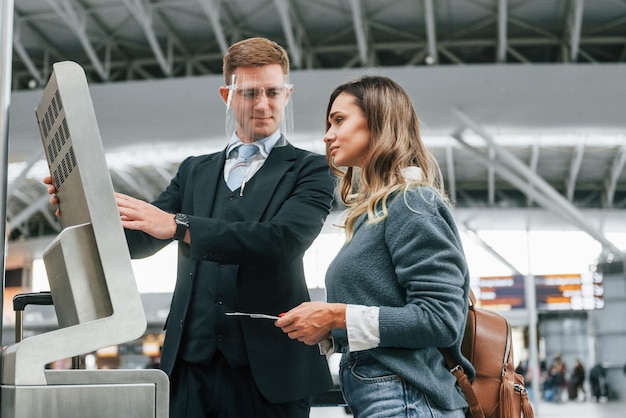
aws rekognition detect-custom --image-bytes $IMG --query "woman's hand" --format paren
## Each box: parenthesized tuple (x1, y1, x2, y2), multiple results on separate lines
(275, 301, 346, 345)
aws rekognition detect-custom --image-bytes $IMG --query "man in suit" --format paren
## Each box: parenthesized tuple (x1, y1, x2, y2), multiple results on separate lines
(50, 37, 334, 417)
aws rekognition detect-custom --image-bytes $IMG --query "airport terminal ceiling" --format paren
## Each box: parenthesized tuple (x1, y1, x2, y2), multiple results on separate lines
(4, 0, 626, 260)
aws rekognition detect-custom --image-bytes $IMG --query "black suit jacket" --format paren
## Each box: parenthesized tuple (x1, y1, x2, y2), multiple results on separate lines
(125, 138, 335, 403)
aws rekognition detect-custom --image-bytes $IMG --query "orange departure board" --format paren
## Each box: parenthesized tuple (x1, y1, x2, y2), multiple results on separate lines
(534, 272, 604, 311)
(473, 274, 526, 311)
(472, 272, 604, 311)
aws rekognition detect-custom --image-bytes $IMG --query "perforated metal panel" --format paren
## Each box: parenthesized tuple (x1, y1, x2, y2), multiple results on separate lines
(1, 60, 167, 418)
(2, 61, 147, 385)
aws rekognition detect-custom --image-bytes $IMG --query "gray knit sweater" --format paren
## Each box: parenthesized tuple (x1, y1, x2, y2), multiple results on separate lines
(327, 186, 475, 411)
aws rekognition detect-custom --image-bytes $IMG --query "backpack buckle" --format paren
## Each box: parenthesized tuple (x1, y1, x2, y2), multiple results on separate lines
(450, 364, 463, 374)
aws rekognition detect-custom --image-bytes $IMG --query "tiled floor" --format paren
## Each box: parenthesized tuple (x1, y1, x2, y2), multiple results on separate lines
(533, 397, 625, 418)
(310, 397, 626, 418)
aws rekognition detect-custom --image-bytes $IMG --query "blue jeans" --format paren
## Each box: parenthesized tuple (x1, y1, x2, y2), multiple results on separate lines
(339, 351, 465, 418)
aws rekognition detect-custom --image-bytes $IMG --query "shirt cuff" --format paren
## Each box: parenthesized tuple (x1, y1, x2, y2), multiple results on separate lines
(318, 338, 335, 360)
(346, 304, 380, 352)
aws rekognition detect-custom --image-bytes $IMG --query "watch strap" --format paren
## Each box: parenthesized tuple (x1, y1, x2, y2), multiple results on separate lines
(174, 223, 187, 241)
(173, 213, 189, 241)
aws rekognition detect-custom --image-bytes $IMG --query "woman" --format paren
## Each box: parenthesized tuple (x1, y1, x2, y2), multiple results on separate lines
(276, 75, 474, 417)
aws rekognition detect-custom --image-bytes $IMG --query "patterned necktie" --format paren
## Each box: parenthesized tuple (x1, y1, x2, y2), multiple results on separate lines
(226, 143, 259, 191)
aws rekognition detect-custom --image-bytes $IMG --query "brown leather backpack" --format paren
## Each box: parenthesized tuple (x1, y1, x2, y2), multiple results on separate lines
(441, 290, 535, 418)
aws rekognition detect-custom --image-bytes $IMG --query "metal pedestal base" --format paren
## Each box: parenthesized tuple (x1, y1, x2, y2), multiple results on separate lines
(1, 369, 169, 418)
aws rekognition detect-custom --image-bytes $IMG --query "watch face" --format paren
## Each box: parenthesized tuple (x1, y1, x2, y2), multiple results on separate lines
(175, 213, 189, 227)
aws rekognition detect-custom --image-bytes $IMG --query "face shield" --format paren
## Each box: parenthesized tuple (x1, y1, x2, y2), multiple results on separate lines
(223, 73, 294, 143)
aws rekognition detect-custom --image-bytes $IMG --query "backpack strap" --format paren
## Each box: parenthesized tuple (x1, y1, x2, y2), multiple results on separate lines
(440, 348, 485, 418)
(440, 290, 485, 418)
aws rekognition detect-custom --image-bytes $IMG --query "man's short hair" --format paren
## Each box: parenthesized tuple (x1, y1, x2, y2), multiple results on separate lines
(223, 37, 290, 84)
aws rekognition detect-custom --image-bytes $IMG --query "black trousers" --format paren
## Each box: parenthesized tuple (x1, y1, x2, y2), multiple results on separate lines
(169, 353, 310, 418)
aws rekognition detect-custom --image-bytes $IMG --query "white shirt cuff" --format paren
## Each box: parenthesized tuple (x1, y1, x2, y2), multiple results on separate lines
(346, 304, 380, 352)
(318, 338, 335, 360)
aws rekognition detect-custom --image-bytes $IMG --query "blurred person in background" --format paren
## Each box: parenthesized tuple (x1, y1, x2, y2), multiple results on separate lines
(568, 358, 586, 401)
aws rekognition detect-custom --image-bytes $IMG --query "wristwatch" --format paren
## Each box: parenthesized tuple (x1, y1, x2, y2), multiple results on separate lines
(173, 213, 189, 241)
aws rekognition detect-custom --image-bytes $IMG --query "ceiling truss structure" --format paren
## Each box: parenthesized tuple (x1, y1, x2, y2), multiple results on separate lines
(9, 0, 626, 90)
(451, 108, 622, 255)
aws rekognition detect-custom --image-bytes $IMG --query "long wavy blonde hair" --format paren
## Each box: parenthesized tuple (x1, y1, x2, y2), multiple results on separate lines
(325, 75, 448, 241)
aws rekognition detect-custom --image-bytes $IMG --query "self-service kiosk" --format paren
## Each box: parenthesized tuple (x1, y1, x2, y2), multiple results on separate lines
(0, 61, 169, 418)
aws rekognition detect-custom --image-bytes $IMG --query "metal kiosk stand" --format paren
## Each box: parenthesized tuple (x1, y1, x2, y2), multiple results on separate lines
(0, 61, 169, 418)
